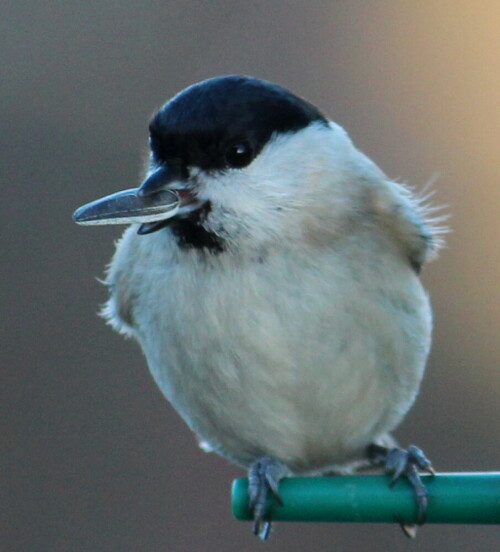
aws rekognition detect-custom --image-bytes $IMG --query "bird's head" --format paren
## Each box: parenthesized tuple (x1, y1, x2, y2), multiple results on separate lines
(74, 75, 372, 253)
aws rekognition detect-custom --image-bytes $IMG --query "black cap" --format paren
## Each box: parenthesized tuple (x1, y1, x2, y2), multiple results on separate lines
(148, 75, 328, 171)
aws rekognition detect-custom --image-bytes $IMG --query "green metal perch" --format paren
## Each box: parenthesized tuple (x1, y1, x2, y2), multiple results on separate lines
(232, 473, 500, 525)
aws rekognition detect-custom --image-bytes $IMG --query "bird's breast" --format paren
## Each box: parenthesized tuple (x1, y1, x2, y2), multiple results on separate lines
(107, 229, 432, 472)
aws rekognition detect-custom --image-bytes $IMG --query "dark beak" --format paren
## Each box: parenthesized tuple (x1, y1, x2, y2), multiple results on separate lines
(72, 166, 182, 227)
(137, 165, 182, 197)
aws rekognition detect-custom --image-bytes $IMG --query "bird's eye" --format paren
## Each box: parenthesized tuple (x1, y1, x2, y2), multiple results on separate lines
(224, 142, 254, 169)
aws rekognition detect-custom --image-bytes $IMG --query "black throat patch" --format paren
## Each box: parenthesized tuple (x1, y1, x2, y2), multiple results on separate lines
(168, 203, 225, 253)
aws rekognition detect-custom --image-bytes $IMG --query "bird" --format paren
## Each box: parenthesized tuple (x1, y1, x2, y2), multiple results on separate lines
(73, 75, 445, 539)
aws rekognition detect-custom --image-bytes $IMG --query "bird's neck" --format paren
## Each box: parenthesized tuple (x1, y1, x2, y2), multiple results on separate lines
(168, 202, 226, 254)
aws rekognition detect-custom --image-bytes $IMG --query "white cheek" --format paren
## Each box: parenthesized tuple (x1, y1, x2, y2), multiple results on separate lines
(192, 123, 360, 244)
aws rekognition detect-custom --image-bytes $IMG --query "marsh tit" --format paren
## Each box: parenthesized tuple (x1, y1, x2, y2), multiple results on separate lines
(74, 75, 444, 539)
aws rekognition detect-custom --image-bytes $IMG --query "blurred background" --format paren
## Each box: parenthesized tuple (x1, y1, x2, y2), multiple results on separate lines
(2, 1, 499, 550)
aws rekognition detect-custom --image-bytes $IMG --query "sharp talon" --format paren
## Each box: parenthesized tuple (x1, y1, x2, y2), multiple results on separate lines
(407, 444, 433, 471)
(264, 466, 284, 504)
(266, 477, 284, 505)
(253, 519, 271, 540)
(259, 520, 272, 540)
(401, 522, 418, 539)
(391, 461, 407, 483)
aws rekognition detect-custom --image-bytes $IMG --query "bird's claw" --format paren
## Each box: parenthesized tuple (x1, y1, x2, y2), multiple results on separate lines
(399, 519, 419, 539)
(385, 445, 434, 485)
(248, 457, 287, 540)
(367, 444, 435, 533)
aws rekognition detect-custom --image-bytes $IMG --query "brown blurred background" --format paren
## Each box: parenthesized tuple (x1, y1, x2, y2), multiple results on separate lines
(2, 2, 499, 551)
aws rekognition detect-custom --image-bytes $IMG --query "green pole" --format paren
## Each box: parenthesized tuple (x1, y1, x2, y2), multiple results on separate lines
(232, 473, 500, 525)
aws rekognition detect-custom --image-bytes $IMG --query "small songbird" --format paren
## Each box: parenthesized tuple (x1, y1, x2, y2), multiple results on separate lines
(74, 75, 444, 539)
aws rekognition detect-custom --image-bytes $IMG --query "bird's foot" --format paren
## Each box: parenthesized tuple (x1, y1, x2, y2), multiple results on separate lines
(248, 456, 288, 540)
(367, 444, 435, 537)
